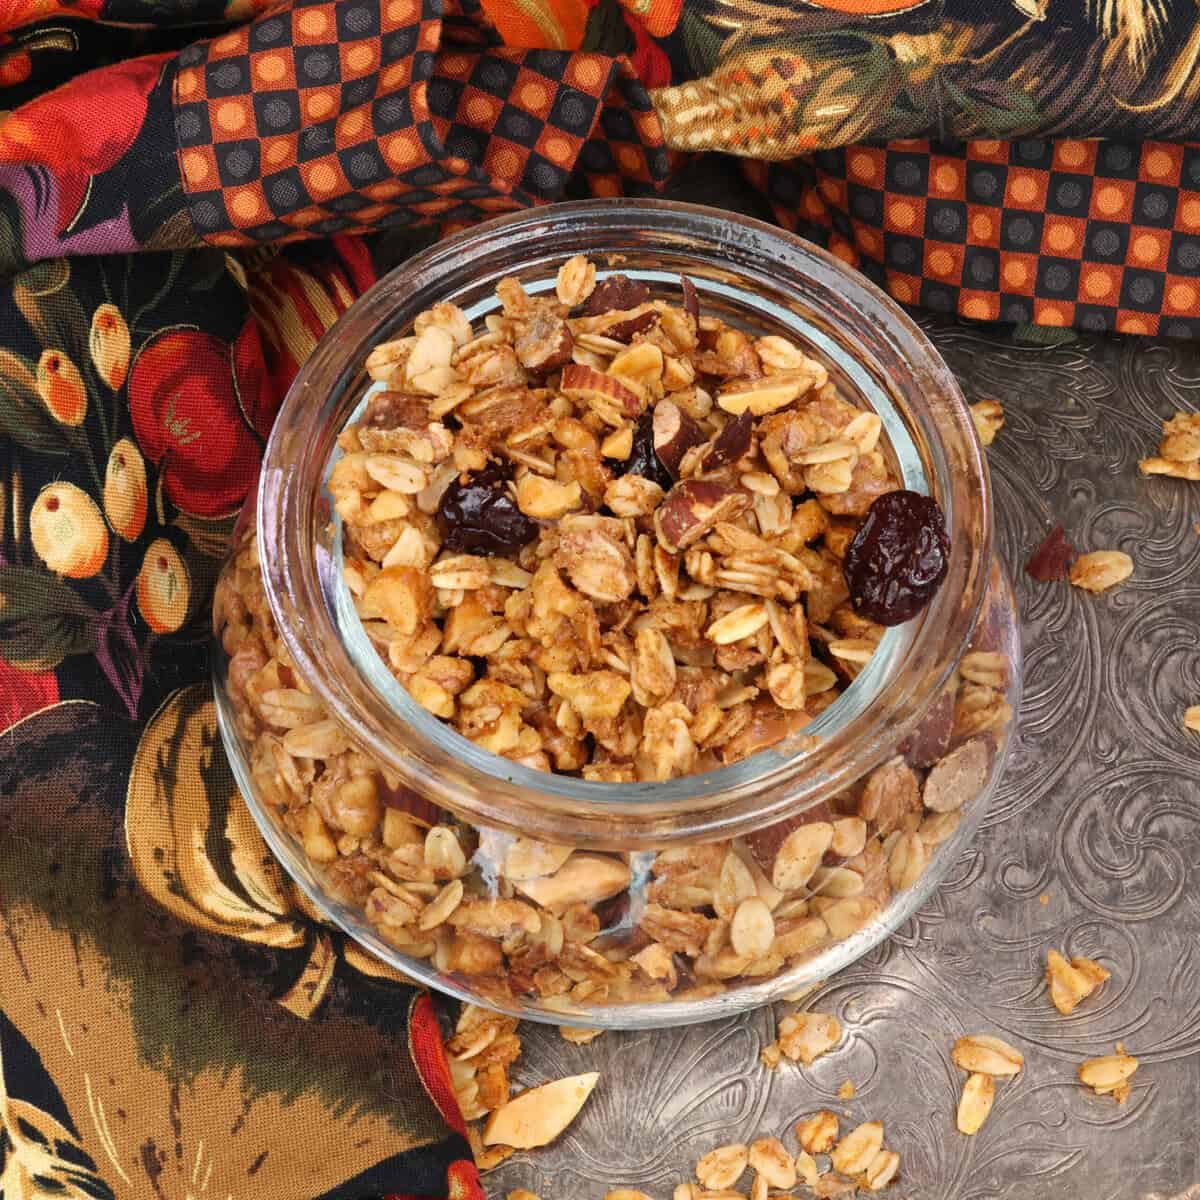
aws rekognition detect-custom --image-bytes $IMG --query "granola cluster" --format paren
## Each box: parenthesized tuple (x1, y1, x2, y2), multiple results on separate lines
(1140, 409, 1200, 481)
(213, 258, 1015, 1012)
(334, 258, 904, 783)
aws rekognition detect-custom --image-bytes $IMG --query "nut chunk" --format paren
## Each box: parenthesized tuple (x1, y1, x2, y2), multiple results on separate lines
(1046, 949, 1110, 1015)
(1140, 410, 1200, 479)
(654, 480, 750, 553)
(555, 516, 636, 603)
(970, 399, 1005, 446)
(796, 1110, 839, 1155)
(548, 670, 631, 721)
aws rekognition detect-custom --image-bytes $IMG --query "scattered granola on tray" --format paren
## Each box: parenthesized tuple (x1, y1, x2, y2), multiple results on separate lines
(1045, 949, 1110, 1015)
(1139, 410, 1200, 480)
(1068, 549, 1134, 593)
(1078, 1052, 1138, 1104)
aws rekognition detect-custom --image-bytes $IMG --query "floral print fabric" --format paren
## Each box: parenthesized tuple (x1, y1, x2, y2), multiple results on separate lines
(2, 0, 1200, 1197)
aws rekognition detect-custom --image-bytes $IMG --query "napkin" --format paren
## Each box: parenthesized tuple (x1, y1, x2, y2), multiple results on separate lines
(1, 0, 1198, 1197)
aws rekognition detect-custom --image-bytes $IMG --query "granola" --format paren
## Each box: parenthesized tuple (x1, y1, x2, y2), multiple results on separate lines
(213, 260, 1014, 1012)
(339, 264, 913, 780)
(1139, 410, 1200, 480)
(684, 1111, 900, 1198)
(1068, 550, 1134, 593)
(1078, 1052, 1138, 1103)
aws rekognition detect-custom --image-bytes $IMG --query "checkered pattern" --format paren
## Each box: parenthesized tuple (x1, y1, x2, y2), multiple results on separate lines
(171, 0, 667, 246)
(749, 139, 1200, 338)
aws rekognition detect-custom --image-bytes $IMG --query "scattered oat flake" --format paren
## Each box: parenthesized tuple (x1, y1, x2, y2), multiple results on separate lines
(1025, 523, 1075, 581)
(1068, 549, 1133, 593)
(1039, 893, 1049, 905)
(838, 1080, 856, 1100)
(1078, 1053, 1138, 1101)
(559, 1025, 604, 1045)
(1185, 705, 1200, 733)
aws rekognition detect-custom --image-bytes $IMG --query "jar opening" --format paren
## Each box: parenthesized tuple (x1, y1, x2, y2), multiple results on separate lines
(259, 200, 990, 848)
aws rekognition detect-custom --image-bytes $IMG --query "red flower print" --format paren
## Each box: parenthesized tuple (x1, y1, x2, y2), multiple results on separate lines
(0, 54, 167, 235)
(446, 1157, 484, 1200)
(231, 318, 276, 440)
(624, 16, 672, 88)
(0, 657, 58, 734)
(129, 327, 264, 519)
(0, 48, 31, 88)
(407, 992, 468, 1135)
(619, 0, 682, 38)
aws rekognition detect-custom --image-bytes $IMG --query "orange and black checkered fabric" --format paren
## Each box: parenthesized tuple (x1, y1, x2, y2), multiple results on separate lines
(749, 139, 1200, 339)
(171, 0, 666, 247)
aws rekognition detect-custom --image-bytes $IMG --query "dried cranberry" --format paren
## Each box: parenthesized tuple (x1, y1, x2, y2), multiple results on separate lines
(435, 464, 538, 557)
(1025, 523, 1075, 581)
(843, 490, 950, 626)
(615, 410, 673, 490)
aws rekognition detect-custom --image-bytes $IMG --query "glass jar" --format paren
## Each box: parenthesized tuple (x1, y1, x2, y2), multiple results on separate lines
(212, 200, 1021, 1029)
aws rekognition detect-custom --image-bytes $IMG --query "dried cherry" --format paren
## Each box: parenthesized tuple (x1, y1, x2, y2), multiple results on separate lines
(1025, 523, 1075, 581)
(615, 410, 673, 490)
(435, 463, 538, 556)
(843, 490, 949, 626)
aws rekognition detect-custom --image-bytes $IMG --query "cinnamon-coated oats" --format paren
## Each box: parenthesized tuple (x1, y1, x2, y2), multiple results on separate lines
(1045, 949, 1110, 1015)
(1078, 1053, 1138, 1102)
(214, 259, 1013, 1009)
(1068, 550, 1134, 593)
(955, 1072, 995, 1135)
(1140, 410, 1200, 480)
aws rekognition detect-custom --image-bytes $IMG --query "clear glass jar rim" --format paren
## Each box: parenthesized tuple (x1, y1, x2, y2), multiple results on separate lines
(257, 199, 991, 848)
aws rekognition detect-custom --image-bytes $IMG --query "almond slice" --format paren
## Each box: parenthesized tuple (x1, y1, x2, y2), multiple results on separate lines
(482, 1072, 600, 1148)
(830, 1120, 884, 1177)
(502, 838, 575, 882)
(718, 372, 809, 416)
(515, 853, 631, 910)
